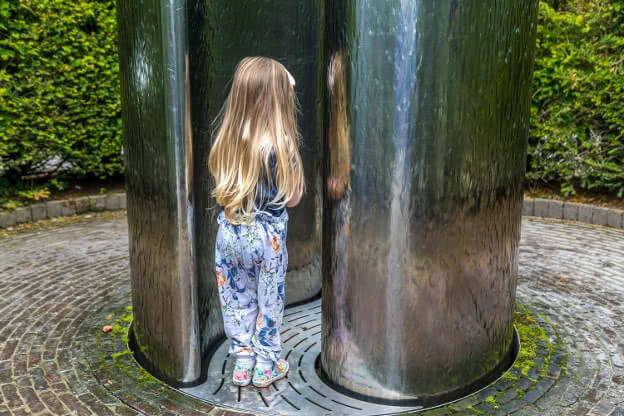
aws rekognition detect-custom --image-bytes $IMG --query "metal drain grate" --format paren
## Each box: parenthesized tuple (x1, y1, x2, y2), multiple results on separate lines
(180, 299, 421, 415)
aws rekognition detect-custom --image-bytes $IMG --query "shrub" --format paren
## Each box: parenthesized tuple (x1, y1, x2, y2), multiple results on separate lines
(0, 0, 122, 189)
(1, 0, 623, 199)
(528, 0, 624, 196)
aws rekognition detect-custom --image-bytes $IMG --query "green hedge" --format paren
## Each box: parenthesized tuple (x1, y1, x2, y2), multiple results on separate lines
(0, 0, 122, 189)
(529, 0, 624, 196)
(1, 0, 623, 198)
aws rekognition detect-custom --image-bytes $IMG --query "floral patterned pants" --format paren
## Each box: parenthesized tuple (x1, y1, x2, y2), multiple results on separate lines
(215, 210, 288, 363)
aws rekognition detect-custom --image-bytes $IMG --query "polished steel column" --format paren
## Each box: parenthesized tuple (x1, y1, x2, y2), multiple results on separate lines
(188, 1, 325, 362)
(322, 0, 539, 403)
(117, 0, 200, 385)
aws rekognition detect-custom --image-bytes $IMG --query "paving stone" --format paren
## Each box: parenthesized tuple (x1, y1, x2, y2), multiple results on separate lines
(592, 207, 610, 226)
(58, 392, 94, 415)
(563, 202, 580, 221)
(112, 405, 142, 415)
(578, 203, 593, 222)
(523, 387, 545, 404)
(119, 193, 127, 209)
(516, 377, 533, 391)
(30, 204, 47, 221)
(0, 339, 18, 360)
(0, 212, 16, 228)
(89, 195, 106, 212)
(547, 200, 564, 219)
(14, 207, 31, 224)
(497, 389, 518, 404)
(500, 397, 528, 414)
(17, 386, 45, 413)
(78, 392, 115, 415)
(606, 209, 623, 229)
(523, 199, 534, 216)
(39, 390, 70, 415)
(104, 194, 120, 211)
(45, 201, 63, 218)
(473, 401, 497, 414)
(533, 198, 550, 218)
(75, 197, 91, 214)
(1, 383, 23, 409)
(61, 200, 76, 217)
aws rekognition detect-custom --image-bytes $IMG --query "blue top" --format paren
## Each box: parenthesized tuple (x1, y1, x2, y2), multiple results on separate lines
(255, 151, 285, 217)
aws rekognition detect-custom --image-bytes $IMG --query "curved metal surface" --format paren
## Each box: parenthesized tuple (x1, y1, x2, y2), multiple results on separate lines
(322, 0, 539, 402)
(178, 299, 519, 415)
(117, 0, 200, 385)
(187, 1, 325, 368)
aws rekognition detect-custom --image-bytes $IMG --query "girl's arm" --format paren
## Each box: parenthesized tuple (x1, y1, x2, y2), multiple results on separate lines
(286, 179, 302, 207)
(285, 153, 302, 207)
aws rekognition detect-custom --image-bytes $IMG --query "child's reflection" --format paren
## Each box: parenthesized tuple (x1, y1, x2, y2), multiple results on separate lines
(325, 51, 354, 368)
(327, 52, 350, 201)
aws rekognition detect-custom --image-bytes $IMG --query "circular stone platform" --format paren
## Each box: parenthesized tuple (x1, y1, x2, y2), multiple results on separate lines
(0, 213, 622, 415)
(180, 299, 422, 415)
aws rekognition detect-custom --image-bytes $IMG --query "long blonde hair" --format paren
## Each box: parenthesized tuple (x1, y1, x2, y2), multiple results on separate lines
(208, 57, 305, 224)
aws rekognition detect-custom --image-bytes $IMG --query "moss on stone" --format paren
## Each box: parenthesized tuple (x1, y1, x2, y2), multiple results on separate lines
(97, 305, 158, 386)
(513, 304, 549, 377)
(467, 405, 485, 414)
(484, 395, 500, 409)
(502, 370, 519, 382)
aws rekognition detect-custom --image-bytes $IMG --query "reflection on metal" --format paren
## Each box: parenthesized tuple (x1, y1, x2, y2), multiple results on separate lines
(178, 299, 519, 414)
(180, 299, 422, 415)
(117, 0, 200, 385)
(322, 0, 539, 404)
(187, 0, 325, 371)
(119, 0, 324, 386)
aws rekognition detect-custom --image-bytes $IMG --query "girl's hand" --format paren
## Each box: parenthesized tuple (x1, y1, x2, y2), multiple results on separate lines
(327, 177, 345, 200)
(286, 186, 302, 207)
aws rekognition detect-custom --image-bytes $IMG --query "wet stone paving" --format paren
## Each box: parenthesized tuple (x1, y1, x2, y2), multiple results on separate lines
(0, 213, 622, 415)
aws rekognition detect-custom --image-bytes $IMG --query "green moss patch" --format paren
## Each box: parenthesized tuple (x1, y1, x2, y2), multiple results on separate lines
(97, 304, 158, 385)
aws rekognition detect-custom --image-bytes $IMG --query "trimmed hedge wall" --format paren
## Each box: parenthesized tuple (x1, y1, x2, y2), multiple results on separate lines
(0, 0, 623, 198)
(0, 0, 122, 187)
(529, 0, 624, 196)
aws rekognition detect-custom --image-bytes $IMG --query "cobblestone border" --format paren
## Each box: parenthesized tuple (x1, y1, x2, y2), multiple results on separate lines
(0, 193, 126, 229)
(523, 198, 623, 229)
(3, 213, 621, 415)
(1, 194, 621, 230)
(419, 305, 568, 415)
(87, 300, 255, 415)
(90, 301, 563, 416)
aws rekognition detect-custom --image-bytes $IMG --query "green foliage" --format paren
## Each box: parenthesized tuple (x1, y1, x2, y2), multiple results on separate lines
(1, 0, 622, 200)
(17, 187, 50, 201)
(1, 199, 22, 210)
(0, 0, 122, 189)
(529, 0, 624, 196)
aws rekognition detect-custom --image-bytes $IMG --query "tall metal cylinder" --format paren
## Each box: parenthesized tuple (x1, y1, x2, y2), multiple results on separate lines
(187, 1, 324, 366)
(322, 0, 538, 403)
(117, 0, 201, 385)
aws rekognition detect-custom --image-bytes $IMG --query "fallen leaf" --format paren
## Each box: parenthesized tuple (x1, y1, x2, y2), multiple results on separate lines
(102, 325, 113, 333)
(559, 277, 568, 283)
(44, 375, 53, 382)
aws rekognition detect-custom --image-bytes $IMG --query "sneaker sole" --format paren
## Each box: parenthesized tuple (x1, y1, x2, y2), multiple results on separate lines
(232, 379, 251, 387)
(252, 368, 289, 388)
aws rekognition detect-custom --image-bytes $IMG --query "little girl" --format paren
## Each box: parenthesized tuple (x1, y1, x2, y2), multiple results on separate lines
(208, 57, 304, 388)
